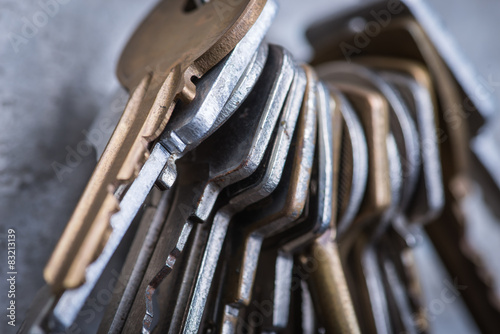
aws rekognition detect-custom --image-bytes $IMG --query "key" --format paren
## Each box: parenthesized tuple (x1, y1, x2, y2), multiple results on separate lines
(183, 46, 299, 334)
(335, 91, 369, 238)
(218, 64, 311, 332)
(100, 43, 271, 334)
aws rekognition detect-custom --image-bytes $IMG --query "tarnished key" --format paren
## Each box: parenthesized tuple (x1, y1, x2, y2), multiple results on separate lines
(99, 43, 270, 334)
(298, 87, 361, 334)
(180, 45, 297, 334)
(218, 64, 311, 332)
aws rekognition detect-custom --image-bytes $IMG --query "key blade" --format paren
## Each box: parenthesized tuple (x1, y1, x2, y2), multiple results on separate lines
(53, 143, 170, 328)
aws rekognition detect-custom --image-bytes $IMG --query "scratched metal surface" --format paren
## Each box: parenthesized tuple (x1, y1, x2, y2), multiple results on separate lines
(0, 0, 498, 333)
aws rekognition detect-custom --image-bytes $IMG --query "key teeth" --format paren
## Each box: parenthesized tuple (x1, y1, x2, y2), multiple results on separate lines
(157, 157, 178, 190)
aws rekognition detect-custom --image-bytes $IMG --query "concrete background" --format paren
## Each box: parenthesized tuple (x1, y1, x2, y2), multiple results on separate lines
(1, 0, 499, 333)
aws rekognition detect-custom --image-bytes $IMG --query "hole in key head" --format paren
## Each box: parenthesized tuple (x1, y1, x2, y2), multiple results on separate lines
(184, 0, 210, 13)
(190, 75, 200, 85)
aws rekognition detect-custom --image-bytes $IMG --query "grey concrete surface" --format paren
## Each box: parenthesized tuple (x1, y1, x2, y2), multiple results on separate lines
(0, 0, 499, 333)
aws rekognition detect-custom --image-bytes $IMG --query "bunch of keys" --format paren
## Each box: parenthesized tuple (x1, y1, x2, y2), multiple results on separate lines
(20, 0, 500, 333)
